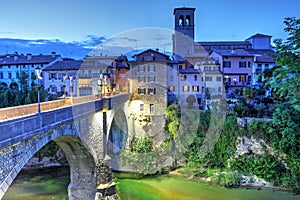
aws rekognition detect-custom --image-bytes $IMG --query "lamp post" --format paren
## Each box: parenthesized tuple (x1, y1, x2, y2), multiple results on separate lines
(35, 67, 43, 114)
(69, 75, 73, 97)
(63, 75, 67, 98)
(98, 73, 104, 99)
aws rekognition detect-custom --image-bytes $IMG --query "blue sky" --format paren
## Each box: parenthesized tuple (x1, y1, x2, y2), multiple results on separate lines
(0, 0, 299, 58)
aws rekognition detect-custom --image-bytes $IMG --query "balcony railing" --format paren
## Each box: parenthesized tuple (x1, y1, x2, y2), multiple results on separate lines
(224, 81, 251, 86)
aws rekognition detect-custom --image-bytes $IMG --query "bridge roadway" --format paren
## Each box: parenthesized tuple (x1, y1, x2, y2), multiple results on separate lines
(0, 94, 130, 200)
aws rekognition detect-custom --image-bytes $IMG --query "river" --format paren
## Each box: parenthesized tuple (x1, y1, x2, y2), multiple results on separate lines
(3, 167, 300, 200)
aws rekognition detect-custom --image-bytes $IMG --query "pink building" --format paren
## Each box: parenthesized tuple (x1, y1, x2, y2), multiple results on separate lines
(209, 49, 254, 96)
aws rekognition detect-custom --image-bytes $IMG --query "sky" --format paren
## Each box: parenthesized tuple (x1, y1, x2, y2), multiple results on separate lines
(0, 0, 299, 58)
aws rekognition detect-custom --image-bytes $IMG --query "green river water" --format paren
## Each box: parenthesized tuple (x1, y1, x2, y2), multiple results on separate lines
(3, 167, 300, 200)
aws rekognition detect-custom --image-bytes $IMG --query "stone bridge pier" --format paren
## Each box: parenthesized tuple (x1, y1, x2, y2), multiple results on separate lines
(0, 94, 130, 200)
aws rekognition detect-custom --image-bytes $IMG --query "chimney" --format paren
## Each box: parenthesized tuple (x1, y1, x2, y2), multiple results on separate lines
(51, 51, 56, 58)
(14, 52, 18, 61)
(27, 53, 32, 60)
(231, 48, 236, 54)
(156, 48, 159, 52)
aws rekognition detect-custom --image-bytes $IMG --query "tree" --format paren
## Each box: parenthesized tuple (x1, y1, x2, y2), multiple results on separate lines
(266, 17, 300, 111)
(186, 95, 196, 108)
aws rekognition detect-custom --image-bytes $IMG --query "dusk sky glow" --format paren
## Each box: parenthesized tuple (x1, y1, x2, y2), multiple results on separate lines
(0, 0, 299, 58)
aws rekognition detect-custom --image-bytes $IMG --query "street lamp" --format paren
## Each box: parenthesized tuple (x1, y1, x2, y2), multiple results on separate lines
(63, 75, 67, 98)
(35, 67, 43, 114)
(69, 75, 73, 97)
(98, 73, 105, 99)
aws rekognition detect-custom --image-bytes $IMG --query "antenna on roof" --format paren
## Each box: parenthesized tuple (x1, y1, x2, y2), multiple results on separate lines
(229, 34, 237, 41)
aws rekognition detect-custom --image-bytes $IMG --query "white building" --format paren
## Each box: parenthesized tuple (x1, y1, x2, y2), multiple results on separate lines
(0, 52, 62, 89)
(167, 61, 203, 109)
(42, 58, 82, 97)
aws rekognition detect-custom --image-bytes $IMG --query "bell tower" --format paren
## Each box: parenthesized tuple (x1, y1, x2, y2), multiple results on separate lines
(173, 7, 196, 59)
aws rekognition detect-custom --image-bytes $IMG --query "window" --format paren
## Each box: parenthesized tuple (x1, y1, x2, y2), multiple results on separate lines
(170, 75, 174, 81)
(223, 61, 231, 68)
(248, 61, 252, 68)
(138, 76, 146, 83)
(179, 65, 183, 69)
(138, 65, 145, 72)
(8, 72, 12, 79)
(239, 61, 246, 68)
(186, 15, 191, 26)
(169, 86, 175, 92)
(181, 75, 187, 81)
(50, 73, 57, 80)
(148, 76, 155, 82)
(216, 77, 222, 81)
(205, 76, 212, 81)
(239, 75, 246, 82)
(179, 15, 184, 26)
(248, 75, 252, 82)
(224, 76, 231, 83)
(149, 104, 154, 114)
(218, 87, 222, 92)
(0, 72, 3, 79)
(51, 86, 57, 92)
(148, 65, 155, 72)
(192, 85, 199, 92)
(194, 75, 197, 81)
(183, 85, 189, 92)
(148, 88, 156, 94)
(140, 104, 144, 112)
(265, 64, 269, 69)
(204, 66, 211, 71)
(138, 88, 146, 94)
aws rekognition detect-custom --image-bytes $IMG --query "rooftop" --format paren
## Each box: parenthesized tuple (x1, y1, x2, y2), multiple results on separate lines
(211, 49, 254, 57)
(43, 59, 82, 71)
(0, 53, 61, 66)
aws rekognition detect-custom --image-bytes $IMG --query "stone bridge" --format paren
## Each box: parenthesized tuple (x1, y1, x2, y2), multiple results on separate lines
(0, 94, 130, 200)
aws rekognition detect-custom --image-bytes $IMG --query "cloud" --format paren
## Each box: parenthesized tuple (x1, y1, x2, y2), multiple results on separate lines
(0, 35, 107, 59)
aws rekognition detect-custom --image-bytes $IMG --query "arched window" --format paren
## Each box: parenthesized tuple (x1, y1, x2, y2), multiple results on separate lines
(186, 15, 191, 26)
(179, 15, 184, 26)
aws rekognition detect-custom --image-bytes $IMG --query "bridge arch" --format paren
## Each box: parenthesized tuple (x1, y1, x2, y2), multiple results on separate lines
(107, 109, 128, 169)
(1, 125, 98, 200)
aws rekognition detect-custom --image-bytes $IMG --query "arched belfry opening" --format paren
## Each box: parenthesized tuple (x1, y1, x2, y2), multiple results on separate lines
(179, 15, 184, 26)
(186, 15, 191, 26)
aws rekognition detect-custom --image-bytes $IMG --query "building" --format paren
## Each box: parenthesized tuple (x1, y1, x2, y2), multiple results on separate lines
(42, 58, 82, 97)
(78, 55, 117, 96)
(129, 49, 169, 141)
(113, 55, 130, 94)
(0, 52, 62, 90)
(245, 34, 277, 88)
(173, 7, 196, 59)
(196, 59, 224, 109)
(209, 49, 254, 96)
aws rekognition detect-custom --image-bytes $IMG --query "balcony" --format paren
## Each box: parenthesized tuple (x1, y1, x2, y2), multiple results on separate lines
(224, 81, 251, 86)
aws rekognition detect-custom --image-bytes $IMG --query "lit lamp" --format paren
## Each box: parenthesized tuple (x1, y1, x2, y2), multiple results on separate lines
(98, 73, 105, 99)
(35, 67, 43, 113)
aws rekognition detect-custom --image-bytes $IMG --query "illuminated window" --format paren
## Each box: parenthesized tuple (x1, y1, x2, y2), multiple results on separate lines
(183, 85, 189, 92)
(169, 86, 175, 92)
(192, 86, 199, 92)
